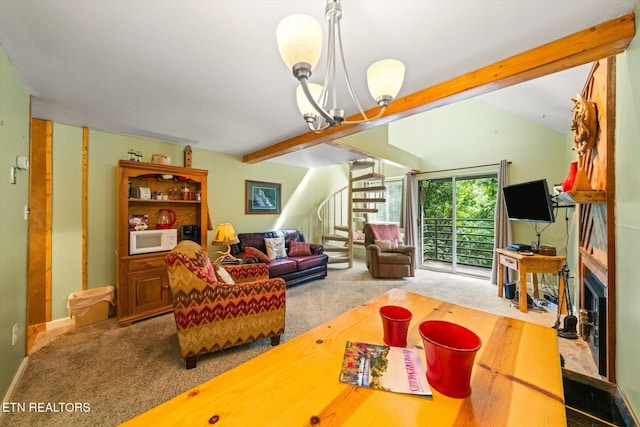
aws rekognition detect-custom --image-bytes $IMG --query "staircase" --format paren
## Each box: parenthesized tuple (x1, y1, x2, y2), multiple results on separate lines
(317, 159, 387, 267)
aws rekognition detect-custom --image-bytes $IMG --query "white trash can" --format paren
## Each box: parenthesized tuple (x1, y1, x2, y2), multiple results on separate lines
(67, 286, 115, 327)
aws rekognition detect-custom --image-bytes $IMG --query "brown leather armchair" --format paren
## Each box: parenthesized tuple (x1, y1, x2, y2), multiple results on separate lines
(363, 223, 416, 278)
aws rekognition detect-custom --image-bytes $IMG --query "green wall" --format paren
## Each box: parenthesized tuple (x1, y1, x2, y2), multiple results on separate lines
(51, 124, 83, 319)
(614, 7, 640, 414)
(0, 46, 30, 399)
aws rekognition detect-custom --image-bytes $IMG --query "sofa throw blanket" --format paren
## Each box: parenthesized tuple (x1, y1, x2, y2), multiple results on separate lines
(370, 224, 403, 244)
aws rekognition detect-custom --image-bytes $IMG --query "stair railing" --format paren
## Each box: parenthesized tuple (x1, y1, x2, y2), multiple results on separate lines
(317, 185, 349, 247)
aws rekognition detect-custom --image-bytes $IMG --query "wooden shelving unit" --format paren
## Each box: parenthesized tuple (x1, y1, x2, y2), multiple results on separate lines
(555, 190, 606, 204)
(557, 163, 607, 204)
(115, 160, 208, 325)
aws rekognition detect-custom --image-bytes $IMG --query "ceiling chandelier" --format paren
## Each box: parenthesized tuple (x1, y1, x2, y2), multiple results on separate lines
(276, 0, 405, 133)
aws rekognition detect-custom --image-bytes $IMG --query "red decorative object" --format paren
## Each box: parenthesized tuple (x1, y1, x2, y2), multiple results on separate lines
(562, 161, 578, 192)
(419, 320, 482, 398)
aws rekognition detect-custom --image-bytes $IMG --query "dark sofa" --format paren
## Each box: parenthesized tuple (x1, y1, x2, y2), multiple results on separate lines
(231, 229, 328, 287)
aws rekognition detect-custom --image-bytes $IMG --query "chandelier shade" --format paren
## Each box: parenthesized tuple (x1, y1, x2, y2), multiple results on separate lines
(276, 14, 323, 70)
(276, 0, 405, 133)
(367, 59, 406, 102)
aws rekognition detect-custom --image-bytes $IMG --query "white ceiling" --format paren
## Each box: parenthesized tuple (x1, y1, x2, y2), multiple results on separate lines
(0, 1, 636, 168)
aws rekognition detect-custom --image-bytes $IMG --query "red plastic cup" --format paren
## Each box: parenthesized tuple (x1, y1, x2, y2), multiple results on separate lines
(418, 320, 482, 398)
(379, 305, 413, 347)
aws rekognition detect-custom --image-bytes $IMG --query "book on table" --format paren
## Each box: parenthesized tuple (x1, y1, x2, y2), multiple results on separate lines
(338, 341, 432, 396)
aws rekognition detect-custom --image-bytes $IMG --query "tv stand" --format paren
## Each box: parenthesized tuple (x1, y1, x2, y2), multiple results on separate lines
(496, 248, 566, 314)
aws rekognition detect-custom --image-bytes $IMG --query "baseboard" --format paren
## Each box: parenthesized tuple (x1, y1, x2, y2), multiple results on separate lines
(46, 316, 75, 330)
(1, 356, 29, 420)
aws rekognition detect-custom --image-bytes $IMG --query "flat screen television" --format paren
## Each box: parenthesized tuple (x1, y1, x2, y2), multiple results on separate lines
(502, 179, 555, 223)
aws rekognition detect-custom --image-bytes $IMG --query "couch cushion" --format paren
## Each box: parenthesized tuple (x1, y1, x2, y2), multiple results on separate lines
(289, 241, 312, 256)
(265, 237, 287, 259)
(213, 264, 235, 284)
(374, 239, 399, 252)
(376, 252, 411, 265)
(268, 258, 297, 276)
(289, 254, 328, 271)
(235, 229, 305, 256)
(244, 246, 270, 263)
(239, 233, 268, 253)
(165, 240, 217, 283)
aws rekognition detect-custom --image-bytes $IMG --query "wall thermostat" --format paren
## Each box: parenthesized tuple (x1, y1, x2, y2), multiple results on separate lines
(16, 156, 29, 170)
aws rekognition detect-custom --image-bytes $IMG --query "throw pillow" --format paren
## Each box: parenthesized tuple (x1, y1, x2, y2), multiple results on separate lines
(213, 264, 235, 285)
(288, 240, 312, 256)
(264, 237, 287, 260)
(374, 239, 398, 252)
(165, 241, 216, 283)
(244, 246, 270, 263)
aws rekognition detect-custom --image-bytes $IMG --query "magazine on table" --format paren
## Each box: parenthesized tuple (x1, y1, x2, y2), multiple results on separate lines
(338, 341, 432, 396)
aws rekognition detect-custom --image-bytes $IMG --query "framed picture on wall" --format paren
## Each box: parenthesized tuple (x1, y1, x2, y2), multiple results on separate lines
(245, 180, 281, 214)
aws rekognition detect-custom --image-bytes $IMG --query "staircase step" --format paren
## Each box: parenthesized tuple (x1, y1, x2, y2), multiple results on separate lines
(351, 173, 385, 182)
(324, 245, 349, 252)
(328, 256, 350, 264)
(323, 234, 349, 242)
(353, 240, 365, 246)
(354, 208, 379, 213)
(352, 185, 386, 193)
(334, 225, 350, 232)
(353, 197, 386, 203)
(353, 216, 367, 222)
(350, 160, 375, 170)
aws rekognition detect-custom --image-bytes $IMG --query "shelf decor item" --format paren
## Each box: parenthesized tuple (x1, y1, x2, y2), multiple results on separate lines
(183, 145, 192, 168)
(562, 161, 579, 192)
(245, 180, 281, 214)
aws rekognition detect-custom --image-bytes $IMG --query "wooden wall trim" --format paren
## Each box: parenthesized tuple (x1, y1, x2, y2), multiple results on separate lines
(604, 58, 617, 383)
(27, 117, 52, 353)
(82, 127, 88, 290)
(243, 13, 635, 164)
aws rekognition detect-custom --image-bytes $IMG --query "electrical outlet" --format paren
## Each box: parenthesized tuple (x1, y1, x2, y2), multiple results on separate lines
(12, 324, 18, 346)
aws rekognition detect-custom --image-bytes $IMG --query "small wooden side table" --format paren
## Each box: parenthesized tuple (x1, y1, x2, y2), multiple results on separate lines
(496, 248, 566, 314)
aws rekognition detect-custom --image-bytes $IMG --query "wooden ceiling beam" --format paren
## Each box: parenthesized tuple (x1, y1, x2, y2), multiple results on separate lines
(243, 13, 635, 164)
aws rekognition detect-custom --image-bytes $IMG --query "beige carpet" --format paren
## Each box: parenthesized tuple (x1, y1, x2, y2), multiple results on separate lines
(3, 261, 595, 426)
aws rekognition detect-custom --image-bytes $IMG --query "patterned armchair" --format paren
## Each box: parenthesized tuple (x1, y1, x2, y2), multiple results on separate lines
(165, 240, 286, 369)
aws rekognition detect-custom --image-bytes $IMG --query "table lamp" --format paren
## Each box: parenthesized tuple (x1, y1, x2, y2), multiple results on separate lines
(212, 223, 240, 264)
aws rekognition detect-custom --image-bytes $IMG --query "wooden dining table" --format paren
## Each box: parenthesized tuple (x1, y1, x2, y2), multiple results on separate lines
(122, 288, 566, 426)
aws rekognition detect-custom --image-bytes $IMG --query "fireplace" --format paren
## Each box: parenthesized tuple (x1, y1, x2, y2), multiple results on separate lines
(581, 269, 607, 376)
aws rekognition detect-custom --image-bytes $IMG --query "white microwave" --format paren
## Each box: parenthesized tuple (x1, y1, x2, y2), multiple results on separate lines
(129, 229, 177, 255)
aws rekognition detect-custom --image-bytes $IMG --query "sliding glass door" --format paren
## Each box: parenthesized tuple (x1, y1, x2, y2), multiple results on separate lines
(420, 174, 498, 276)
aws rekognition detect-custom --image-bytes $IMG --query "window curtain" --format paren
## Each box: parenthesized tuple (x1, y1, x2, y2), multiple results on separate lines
(491, 160, 512, 284)
(403, 171, 418, 268)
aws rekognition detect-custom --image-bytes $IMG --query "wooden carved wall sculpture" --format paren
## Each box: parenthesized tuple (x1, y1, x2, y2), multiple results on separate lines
(571, 94, 599, 156)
